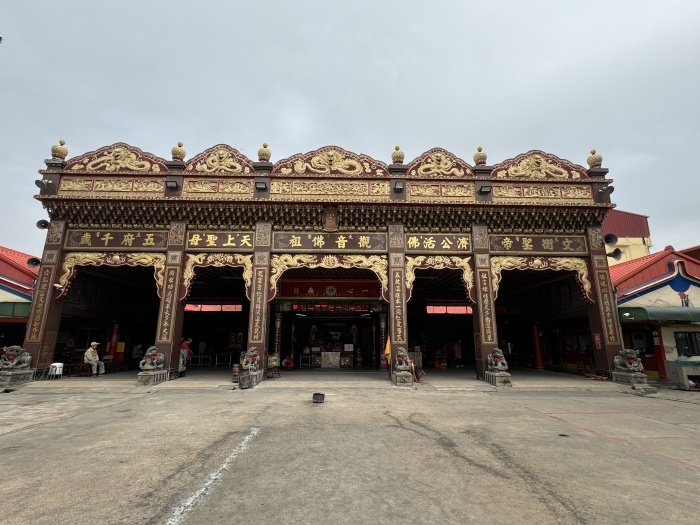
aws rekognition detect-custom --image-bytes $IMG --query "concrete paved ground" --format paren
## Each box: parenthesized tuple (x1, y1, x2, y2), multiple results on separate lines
(2, 369, 699, 525)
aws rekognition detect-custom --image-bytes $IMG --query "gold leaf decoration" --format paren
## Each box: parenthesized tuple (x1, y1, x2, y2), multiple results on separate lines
(86, 147, 152, 172)
(195, 148, 244, 174)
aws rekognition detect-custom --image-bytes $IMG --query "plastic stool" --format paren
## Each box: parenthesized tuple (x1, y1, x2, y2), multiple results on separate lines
(47, 363, 64, 379)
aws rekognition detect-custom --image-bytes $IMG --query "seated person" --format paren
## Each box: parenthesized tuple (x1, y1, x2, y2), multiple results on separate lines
(84, 342, 105, 377)
(281, 355, 294, 370)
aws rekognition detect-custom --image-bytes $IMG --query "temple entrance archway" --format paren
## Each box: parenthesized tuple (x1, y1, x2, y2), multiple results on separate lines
(275, 266, 385, 370)
(54, 265, 160, 370)
(492, 257, 595, 374)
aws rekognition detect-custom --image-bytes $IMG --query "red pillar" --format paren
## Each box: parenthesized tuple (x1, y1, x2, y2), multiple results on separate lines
(532, 324, 544, 370)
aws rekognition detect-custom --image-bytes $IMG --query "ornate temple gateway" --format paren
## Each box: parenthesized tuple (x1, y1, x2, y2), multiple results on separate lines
(25, 141, 621, 379)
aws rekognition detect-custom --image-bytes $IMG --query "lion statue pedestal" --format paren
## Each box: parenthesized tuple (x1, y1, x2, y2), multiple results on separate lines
(239, 348, 263, 389)
(0, 346, 33, 388)
(611, 348, 657, 394)
(137, 346, 168, 386)
(484, 348, 512, 387)
(391, 347, 414, 387)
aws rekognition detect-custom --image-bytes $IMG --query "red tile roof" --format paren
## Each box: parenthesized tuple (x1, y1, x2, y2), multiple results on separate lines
(602, 209, 650, 238)
(0, 246, 40, 280)
(611, 246, 700, 293)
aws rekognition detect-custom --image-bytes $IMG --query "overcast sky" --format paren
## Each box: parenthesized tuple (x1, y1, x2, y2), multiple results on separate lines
(2, 1, 699, 258)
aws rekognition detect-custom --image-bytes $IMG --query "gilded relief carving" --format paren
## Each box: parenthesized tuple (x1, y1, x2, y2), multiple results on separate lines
(409, 150, 468, 178)
(370, 182, 390, 195)
(561, 186, 592, 199)
(493, 185, 522, 198)
(77, 147, 155, 172)
(274, 147, 388, 177)
(60, 179, 93, 191)
(293, 149, 364, 175)
(184, 180, 218, 193)
(270, 181, 292, 194)
(183, 253, 253, 300)
(490, 256, 592, 301)
(133, 180, 164, 192)
(405, 255, 473, 299)
(220, 181, 251, 194)
(94, 179, 132, 192)
(495, 152, 584, 180)
(191, 148, 248, 174)
(441, 184, 474, 197)
(410, 185, 440, 197)
(293, 181, 368, 195)
(269, 254, 388, 300)
(57, 252, 166, 298)
(523, 186, 561, 199)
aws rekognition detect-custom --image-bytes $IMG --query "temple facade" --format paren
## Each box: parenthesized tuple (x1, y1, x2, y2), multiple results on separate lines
(24, 141, 622, 378)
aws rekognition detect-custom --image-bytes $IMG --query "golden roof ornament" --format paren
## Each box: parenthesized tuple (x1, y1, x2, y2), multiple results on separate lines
(258, 143, 271, 162)
(171, 142, 186, 161)
(587, 149, 602, 168)
(391, 145, 404, 164)
(51, 139, 68, 160)
(473, 146, 487, 166)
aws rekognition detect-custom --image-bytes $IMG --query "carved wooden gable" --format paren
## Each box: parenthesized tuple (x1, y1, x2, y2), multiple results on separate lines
(493, 151, 588, 180)
(406, 148, 474, 179)
(184, 144, 255, 175)
(65, 143, 167, 173)
(273, 146, 388, 177)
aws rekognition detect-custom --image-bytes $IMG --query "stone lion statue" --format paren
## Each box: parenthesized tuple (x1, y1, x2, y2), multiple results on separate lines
(487, 348, 509, 372)
(139, 346, 165, 370)
(242, 347, 260, 372)
(394, 346, 410, 372)
(613, 348, 644, 373)
(0, 346, 31, 369)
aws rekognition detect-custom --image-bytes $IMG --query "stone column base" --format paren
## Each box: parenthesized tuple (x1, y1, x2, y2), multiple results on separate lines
(484, 370, 512, 387)
(0, 369, 34, 388)
(239, 370, 263, 389)
(137, 370, 169, 386)
(612, 371, 657, 394)
(392, 370, 414, 387)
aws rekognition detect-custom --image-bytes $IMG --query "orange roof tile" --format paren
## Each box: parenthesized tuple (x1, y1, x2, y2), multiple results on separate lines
(0, 246, 40, 278)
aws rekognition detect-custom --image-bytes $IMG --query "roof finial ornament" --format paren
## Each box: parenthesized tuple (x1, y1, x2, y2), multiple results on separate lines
(473, 146, 487, 166)
(171, 141, 186, 161)
(258, 143, 271, 162)
(587, 149, 602, 168)
(51, 139, 68, 160)
(391, 145, 404, 164)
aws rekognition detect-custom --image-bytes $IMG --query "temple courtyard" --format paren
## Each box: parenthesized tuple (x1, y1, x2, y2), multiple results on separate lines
(1, 370, 699, 525)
